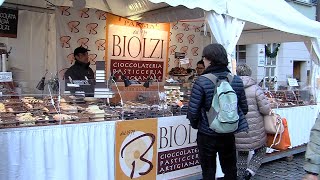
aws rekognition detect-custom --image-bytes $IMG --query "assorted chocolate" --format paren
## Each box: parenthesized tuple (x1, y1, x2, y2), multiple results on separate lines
(169, 67, 188, 75)
(264, 90, 315, 108)
(0, 96, 176, 129)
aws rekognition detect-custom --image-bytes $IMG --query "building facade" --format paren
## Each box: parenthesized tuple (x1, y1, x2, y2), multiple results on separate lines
(236, 0, 317, 88)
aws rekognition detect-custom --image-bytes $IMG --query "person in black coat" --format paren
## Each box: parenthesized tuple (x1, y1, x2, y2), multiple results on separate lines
(187, 43, 248, 180)
(64, 46, 95, 96)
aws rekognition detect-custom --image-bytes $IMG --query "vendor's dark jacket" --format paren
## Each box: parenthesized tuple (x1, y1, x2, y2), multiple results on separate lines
(64, 60, 95, 95)
(187, 65, 249, 135)
(64, 60, 94, 81)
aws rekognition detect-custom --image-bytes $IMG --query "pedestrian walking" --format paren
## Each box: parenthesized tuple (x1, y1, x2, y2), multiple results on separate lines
(235, 64, 272, 180)
(303, 113, 320, 180)
(187, 43, 249, 180)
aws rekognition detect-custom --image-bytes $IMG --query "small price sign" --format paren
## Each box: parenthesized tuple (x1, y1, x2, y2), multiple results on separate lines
(287, 78, 299, 87)
(0, 72, 12, 82)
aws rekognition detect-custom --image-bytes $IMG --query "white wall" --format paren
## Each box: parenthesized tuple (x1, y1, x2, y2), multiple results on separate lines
(243, 44, 265, 82)
(245, 42, 311, 87)
(277, 42, 311, 85)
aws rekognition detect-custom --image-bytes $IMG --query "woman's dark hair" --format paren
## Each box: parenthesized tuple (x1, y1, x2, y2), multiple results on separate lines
(202, 43, 228, 66)
(197, 60, 204, 66)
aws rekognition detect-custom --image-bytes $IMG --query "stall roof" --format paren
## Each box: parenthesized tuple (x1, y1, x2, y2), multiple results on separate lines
(4, 0, 320, 41)
(146, 0, 320, 39)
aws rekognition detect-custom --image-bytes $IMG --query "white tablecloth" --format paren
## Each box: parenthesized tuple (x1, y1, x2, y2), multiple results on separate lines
(0, 121, 116, 180)
(274, 105, 320, 147)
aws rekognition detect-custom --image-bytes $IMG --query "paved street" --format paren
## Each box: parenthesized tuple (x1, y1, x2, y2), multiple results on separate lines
(252, 153, 305, 180)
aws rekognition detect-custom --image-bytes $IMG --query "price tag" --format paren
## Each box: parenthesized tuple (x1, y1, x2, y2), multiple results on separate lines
(0, 72, 12, 82)
(72, 80, 90, 85)
(258, 56, 265, 67)
(287, 78, 299, 87)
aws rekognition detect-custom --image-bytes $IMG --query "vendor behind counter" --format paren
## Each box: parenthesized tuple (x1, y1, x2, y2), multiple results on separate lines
(64, 46, 95, 97)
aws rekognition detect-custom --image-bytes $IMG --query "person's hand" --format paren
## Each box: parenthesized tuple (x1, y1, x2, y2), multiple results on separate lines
(303, 174, 318, 180)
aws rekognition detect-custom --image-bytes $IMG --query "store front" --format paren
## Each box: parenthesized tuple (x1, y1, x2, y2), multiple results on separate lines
(1, 0, 320, 179)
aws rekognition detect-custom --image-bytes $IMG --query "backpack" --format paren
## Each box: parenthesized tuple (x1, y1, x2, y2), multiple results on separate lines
(202, 73, 239, 133)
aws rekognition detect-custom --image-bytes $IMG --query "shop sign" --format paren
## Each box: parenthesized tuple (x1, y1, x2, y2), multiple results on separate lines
(115, 119, 158, 180)
(0, 8, 18, 38)
(258, 56, 265, 67)
(110, 60, 163, 82)
(115, 116, 201, 180)
(157, 116, 201, 179)
(105, 14, 169, 82)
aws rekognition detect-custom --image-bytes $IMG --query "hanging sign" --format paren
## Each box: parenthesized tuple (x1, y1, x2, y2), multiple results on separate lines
(0, 8, 18, 38)
(105, 13, 170, 82)
(258, 56, 265, 67)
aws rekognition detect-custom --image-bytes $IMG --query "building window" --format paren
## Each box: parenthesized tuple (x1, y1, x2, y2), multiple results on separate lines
(236, 45, 246, 64)
(265, 43, 277, 77)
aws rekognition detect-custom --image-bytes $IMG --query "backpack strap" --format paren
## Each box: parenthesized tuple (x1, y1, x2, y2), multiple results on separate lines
(226, 73, 234, 83)
(201, 74, 218, 85)
(201, 74, 218, 127)
(202, 73, 234, 84)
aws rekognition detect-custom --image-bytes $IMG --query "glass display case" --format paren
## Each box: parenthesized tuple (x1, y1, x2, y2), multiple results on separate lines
(264, 88, 316, 108)
(0, 76, 185, 128)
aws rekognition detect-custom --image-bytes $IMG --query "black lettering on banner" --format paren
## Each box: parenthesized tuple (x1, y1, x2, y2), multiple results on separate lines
(123, 36, 127, 57)
(160, 40, 164, 59)
(149, 39, 160, 58)
(128, 36, 141, 58)
(159, 127, 168, 149)
(113, 35, 121, 56)
(111, 33, 165, 59)
(169, 126, 173, 148)
(120, 133, 156, 179)
(174, 125, 187, 146)
(142, 38, 147, 58)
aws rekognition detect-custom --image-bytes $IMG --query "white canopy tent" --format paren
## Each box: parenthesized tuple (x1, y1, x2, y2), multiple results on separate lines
(4, 0, 320, 61)
(4, 0, 320, 47)
(2, 0, 320, 88)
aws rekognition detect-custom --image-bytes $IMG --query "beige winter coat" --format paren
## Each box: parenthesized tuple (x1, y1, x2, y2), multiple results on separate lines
(235, 76, 271, 151)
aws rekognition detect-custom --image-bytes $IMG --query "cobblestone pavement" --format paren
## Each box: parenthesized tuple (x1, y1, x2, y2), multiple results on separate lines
(252, 153, 305, 180)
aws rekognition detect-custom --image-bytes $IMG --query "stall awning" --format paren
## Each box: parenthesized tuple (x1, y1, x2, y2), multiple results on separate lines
(148, 0, 320, 39)
(5, 0, 320, 39)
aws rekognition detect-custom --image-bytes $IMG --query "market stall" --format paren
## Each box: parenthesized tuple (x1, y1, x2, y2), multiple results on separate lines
(1, 0, 320, 180)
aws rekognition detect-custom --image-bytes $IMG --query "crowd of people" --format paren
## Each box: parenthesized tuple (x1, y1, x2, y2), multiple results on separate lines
(187, 43, 320, 180)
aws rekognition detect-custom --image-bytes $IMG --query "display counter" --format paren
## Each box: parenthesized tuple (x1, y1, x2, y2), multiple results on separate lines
(0, 121, 116, 180)
(0, 89, 318, 179)
(0, 115, 206, 180)
(273, 105, 319, 148)
(0, 104, 319, 179)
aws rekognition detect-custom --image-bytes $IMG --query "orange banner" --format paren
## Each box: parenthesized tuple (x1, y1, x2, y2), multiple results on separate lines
(115, 119, 158, 180)
(105, 13, 170, 81)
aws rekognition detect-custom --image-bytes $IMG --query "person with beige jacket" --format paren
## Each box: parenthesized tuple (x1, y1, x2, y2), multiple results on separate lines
(303, 113, 320, 180)
(235, 64, 272, 180)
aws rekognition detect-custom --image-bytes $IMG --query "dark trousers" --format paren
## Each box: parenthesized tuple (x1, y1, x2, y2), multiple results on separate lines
(197, 132, 237, 180)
